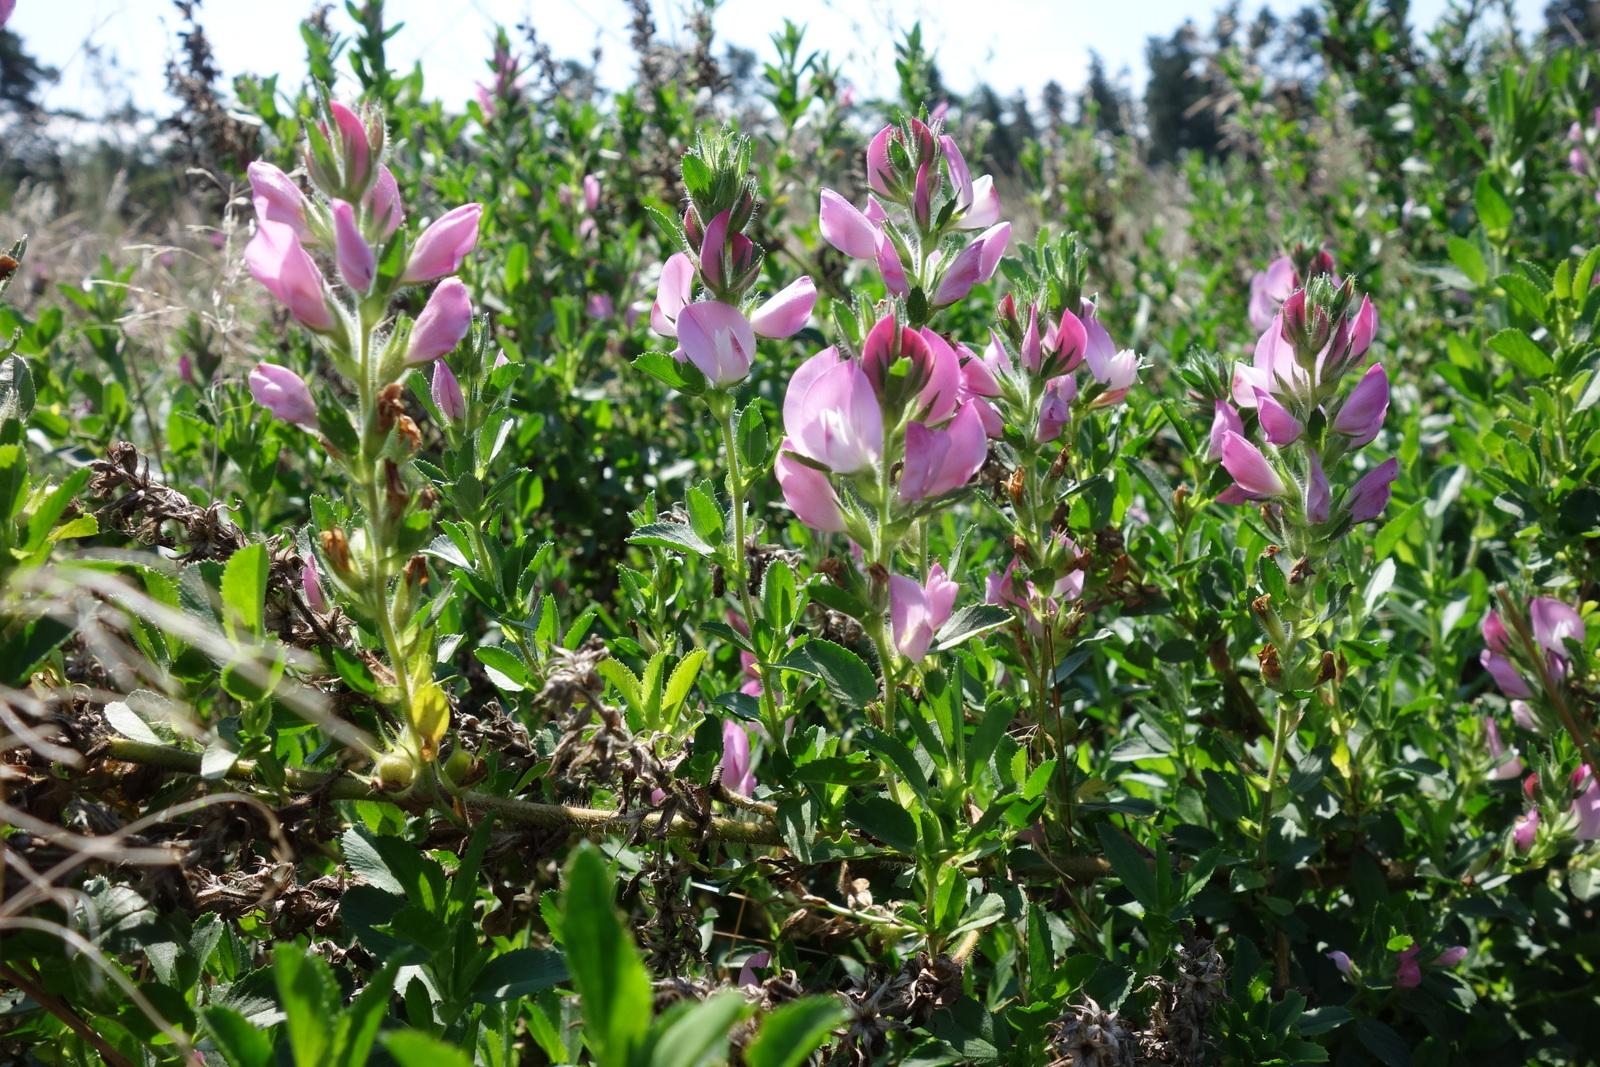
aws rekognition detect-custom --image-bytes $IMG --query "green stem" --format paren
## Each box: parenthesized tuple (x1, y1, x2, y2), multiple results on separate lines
(715, 400, 781, 738)
(1257, 697, 1297, 869)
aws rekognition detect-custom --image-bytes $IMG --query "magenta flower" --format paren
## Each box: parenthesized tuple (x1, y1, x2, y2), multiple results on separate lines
(328, 102, 372, 189)
(865, 126, 895, 197)
(721, 719, 757, 797)
(1332, 363, 1389, 446)
(774, 443, 846, 532)
(876, 230, 910, 297)
(301, 556, 328, 613)
(899, 404, 987, 503)
(737, 951, 771, 989)
(401, 203, 483, 284)
(890, 563, 960, 662)
(1325, 950, 1354, 979)
(819, 189, 880, 260)
(245, 220, 337, 332)
(1248, 256, 1295, 333)
(1037, 375, 1078, 443)
(586, 292, 615, 319)
(331, 200, 375, 293)
(247, 162, 310, 238)
(1306, 452, 1331, 523)
(0, 1, 15, 29)
(1573, 767, 1600, 840)
(1433, 946, 1467, 969)
(1232, 313, 1306, 407)
(1219, 431, 1287, 498)
(1394, 945, 1422, 989)
(1207, 400, 1245, 461)
(366, 165, 404, 238)
(859, 318, 961, 424)
(248, 363, 318, 429)
(782, 349, 883, 474)
(651, 252, 696, 338)
(938, 135, 1001, 230)
(1530, 597, 1585, 663)
(583, 173, 601, 212)
(178, 354, 196, 387)
(749, 275, 817, 339)
(933, 223, 1010, 305)
(406, 278, 474, 364)
(1513, 808, 1539, 851)
(1484, 716, 1524, 781)
(1252, 387, 1304, 446)
(676, 301, 756, 387)
(431, 359, 465, 422)
(1346, 458, 1399, 522)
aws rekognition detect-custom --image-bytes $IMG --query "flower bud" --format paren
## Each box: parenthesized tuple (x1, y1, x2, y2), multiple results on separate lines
(402, 203, 483, 285)
(1346, 458, 1399, 522)
(749, 275, 816, 339)
(331, 200, 374, 293)
(432, 359, 465, 422)
(329, 102, 373, 193)
(819, 189, 880, 260)
(1219, 431, 1287, 498)
(248, 363, 318, 429)
(247, 162, 310, 238)
(407, 278, 473, 364)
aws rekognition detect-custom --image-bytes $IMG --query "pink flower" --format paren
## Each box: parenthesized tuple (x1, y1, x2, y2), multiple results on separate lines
(860, 318, 957, 423)
(1037, 375, 1078, 443)
(1232, 312, 1307, 407)
(737, 951, 771, 989)
(178, 353, 196, 387)
(1484, 716, 1524, 781)
(583, 173, 601, 212)
(328, 102, 372, 189)
(721, 719, 756, 797)
(331, 200, 374, 293)
(1481, 647, 1533, 699)
(782, 349, 882, 474)
(245, 220, 337, 331)
(248, 363, 318, 429)
(401, 203, 483, 284)
(301, 556, 327, 613)
(1343, 295, 1378, 370)
(933, 223, 1010, 305)
(1347, 458, 1399, 522)
(0, 1, 15, 29)
(1248, 256, 1295, 333)
(1572, 766, 1600, 840)
(676, 301, 756, 387)
(819, 189, 880, 260)
(432, 359, 465, 422)
(1325, 950, 1353, 978)
(1530, 597, 1585, 662)
(1218, 431, 1286, 498)
(1394, 945, 1422, 989)
(1085, 348, 1137, 407)
(1432, 946, 1467, 969)
(876, 230, 910, 296)
(247, 162, 310, 238)
(406, 278, 473, 364)
(890, 563, 960, 662)
(866, 126, 895, 197)
(1513, 808, 1539, 851)
(651, 253, 696, 338)
(898, 403, 987, 503)
(1252, 387, 1304, 446)
(586, 292, 615, 319)
(1207, 400, 1245, 461)
(1332, 363, 1389, 446)
(366, 165, 404, 238)
(749, 276, 816, 339)
(1306, 452, 1331, 523)
(774, 443, 846, 531)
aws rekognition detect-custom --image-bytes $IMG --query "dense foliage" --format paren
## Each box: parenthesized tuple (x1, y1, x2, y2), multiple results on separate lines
(2, 1, 1600, 1064)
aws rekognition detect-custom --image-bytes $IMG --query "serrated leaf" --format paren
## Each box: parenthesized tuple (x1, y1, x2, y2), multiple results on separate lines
(781, 639, 877, 708)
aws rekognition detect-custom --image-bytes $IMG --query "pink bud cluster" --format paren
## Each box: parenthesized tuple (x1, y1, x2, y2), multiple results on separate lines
(775, 317, 986, 534)
(1245, 247, 1336, 333)
(475, 38, 523, 119)
(985, 532, 1086, 636)
(819, 118, 1009, 309)
(1324, 942, 1466, 989)
(243, 101, 484, 429)
(962, 294, 1139, 446)
(1480, 597, 1585, 705)
(1212, 260, 1395, 536)
(649, 186, 817, 388)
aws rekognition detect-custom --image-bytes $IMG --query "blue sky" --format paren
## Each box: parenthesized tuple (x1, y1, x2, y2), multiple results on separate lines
(14, 0, 1545, 123)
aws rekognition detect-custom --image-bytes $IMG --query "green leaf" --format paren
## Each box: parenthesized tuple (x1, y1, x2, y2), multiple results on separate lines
(470, 948, 568, 1004)
(950, 892, 1007, 936)
(330, 647, 378, 694)
(1498, 272, 1548, 318)
(762, 559, 801, 634)
(0, 353, 36, 424)
(1474, 172, 1512, 233)
(1297, 1005, 1354, 1037)
(1355, 1018, 1415, 1067)
(199, 1005, 274, 1067)
(685, 482, 726, 547)
(0, 616, 74, 686)
(1446, 236, 1487, 288)
(1487, 328, 1554, 377)
(632, 351, 707, 396)
(382, 1032, 475, 1067)
(1287, 745, 1332, 795)
(737, 401, 770, 471)
(220, 542, 270, 642)
(563, 844, 652, 1067)
(476, 645, 529, 692)
(272, 946, 338, 1066)
(931, 605, 1011, 652)
(781, 639, 877, 708)
(843, 795, 920, 853)
(1096, 823, 1159, 913)
(652, 991, 748, 1067)
(743, 997, 847, 1067)
(628, 521, 713, 557)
